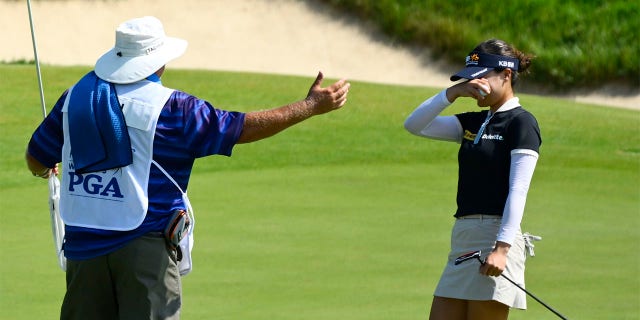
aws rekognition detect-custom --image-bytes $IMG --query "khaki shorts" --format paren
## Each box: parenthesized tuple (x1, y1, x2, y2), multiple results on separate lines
(434, 216, 527, 309)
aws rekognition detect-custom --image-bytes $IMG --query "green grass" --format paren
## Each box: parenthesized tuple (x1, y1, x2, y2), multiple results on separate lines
(1, 65, 639, 319)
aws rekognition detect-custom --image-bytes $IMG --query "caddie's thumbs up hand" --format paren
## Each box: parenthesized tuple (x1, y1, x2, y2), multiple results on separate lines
(311, 71, 325, 90)
(305, 71, 350, 115)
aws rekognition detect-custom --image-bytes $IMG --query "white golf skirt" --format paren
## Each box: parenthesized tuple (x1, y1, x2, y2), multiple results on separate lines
(434, 215, 527, 309)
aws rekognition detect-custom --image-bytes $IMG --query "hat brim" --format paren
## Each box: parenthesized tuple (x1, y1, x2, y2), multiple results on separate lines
(95, 37, 188, 84)
(450, 66, 494, 81)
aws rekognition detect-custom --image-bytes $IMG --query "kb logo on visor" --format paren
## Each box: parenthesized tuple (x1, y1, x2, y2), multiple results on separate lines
(498, 60, 516, 68)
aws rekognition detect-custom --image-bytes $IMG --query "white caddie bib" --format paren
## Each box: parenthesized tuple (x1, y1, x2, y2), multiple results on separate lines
(60, 80, 174, 231)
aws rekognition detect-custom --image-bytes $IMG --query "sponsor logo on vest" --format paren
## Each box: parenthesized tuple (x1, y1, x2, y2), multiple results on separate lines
(67, 162, 124, 199)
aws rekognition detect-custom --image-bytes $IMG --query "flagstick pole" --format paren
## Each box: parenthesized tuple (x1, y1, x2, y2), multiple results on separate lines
(26, 0, 66, 272)
(27, 0, 47, 118)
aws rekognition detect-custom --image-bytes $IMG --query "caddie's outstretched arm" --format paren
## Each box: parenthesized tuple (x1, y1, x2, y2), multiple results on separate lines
(237, 71, 350, 144)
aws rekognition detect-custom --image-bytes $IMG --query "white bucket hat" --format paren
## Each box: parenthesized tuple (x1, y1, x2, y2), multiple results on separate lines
(95, 16, 187, 84)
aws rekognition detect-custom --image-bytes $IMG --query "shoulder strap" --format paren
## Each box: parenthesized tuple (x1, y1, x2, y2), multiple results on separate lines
(151, 160, 184, 193)
(151, 160, 195, 224)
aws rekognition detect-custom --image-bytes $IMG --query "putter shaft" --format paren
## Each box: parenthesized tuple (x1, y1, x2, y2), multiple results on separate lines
(455, 251, 569, 320)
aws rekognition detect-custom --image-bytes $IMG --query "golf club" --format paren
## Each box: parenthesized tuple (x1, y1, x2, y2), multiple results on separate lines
(455, 250, 569, 320)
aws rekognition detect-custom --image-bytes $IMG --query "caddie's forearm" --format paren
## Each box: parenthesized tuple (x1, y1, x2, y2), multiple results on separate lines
(25, 150, 51, 178)
(237, 99, 315, 143)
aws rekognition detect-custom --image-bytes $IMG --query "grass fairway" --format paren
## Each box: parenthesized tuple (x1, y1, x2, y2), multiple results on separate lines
(1, 65, 638, 319)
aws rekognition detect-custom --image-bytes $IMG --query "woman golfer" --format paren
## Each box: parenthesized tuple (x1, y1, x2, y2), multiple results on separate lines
(404, 39, 541, 320)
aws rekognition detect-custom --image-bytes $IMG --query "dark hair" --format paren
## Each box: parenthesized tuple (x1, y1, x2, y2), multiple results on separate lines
(473, 39, 535, 86)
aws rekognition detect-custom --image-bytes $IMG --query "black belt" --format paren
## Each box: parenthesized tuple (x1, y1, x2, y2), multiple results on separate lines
(457, 214, 501, 220)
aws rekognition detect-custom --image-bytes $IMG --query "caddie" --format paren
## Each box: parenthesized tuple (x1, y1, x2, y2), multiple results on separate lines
(26, 16, 350, 320)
